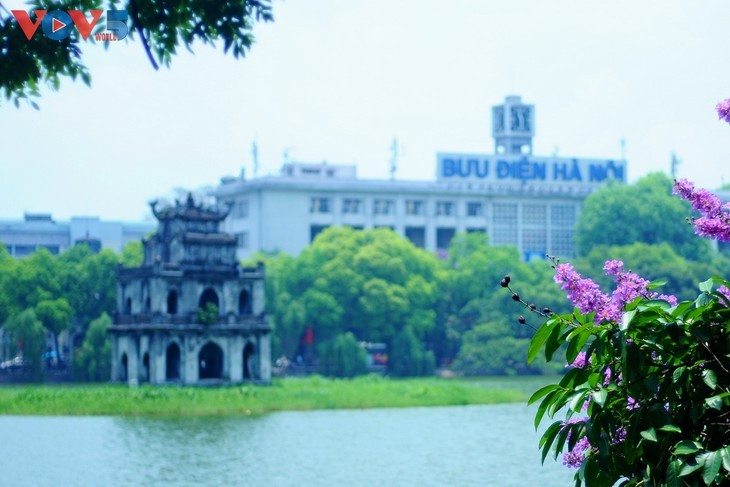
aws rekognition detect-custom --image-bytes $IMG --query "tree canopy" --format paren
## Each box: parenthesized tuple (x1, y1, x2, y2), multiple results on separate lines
(0, 0, 273, 107)
(576, 173, 711, 261)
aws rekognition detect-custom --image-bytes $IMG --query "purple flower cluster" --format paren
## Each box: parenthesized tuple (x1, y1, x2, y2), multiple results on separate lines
(718, 286, 730, 303)
(626, 396, 640, 410)
(562, 419, 592, 468)
(566, 351, 591, 369)
(673, 179, 730, 242)
(717, 98, 730, 124)
(553, 261, 677, 324)
(553, 263, 610, 317)
(563, 436, 591, 468)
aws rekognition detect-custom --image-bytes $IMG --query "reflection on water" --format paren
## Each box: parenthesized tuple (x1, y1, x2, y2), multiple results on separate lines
(0, 404, 573, 486)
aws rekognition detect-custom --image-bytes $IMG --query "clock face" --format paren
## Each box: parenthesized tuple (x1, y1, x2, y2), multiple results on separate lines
(510, 107, 531, 132)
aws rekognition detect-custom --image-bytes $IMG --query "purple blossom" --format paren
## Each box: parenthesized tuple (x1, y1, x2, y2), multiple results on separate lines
(673, 179, 730, 242)
(554, 263, 610, 318)
(626, 396, 640, 410)
(716, 98, 730, 123)
(718, 286, 730, 304)
(563, 436, 591, 468)
(566, 351, 591, 369)
(613, 426, 627, 444)
(561, 419, 592, 468)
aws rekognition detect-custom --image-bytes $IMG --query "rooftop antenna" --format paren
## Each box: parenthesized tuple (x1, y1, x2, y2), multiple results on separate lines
(620, 138, 627, 160)
(251, 139, 259, 178)
(670, 152, 681, 179)
(389, 138, 399, 180)
(283, 147, 292, 164)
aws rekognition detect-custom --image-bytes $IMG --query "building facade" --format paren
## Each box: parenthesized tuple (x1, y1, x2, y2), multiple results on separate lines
(109, 195, 271, 386)
(0, 213, 154, 257)
(215, 96, 626, 260)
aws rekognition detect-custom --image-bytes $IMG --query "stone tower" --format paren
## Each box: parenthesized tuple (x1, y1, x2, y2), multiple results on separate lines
(109, 194, 271, 385)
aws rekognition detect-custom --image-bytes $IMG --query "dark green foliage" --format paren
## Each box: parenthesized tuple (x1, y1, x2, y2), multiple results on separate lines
(451, 322, 544, 376)
(3, 309, 47, 382)
(389, 325, 435, 377)
(120, 241, 144, 267)
(317, 332, 367, 378)
(72, 312, 112, 381)
(0, 0, 273, 107)
(197, 302, 219, 325)
(264, 227, 441, 376)
(576, 173, 711, 261)
(528, 278, 730, 486)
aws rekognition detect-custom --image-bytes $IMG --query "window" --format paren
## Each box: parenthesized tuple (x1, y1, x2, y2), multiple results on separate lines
(492, 226, 518, 247)
(523, 204, 547, 226)
(493, 203, 518, 224)
(436, 227, 456, 249)
(551, 230, 575, 258)
(436, 201, 455, 216)
(405, 227, 426, 248)
(310, 225, 329, 242)
(551, 204, 576, 227)
(373, 199, 394, 215)
(405, 200, 424, 216)
(523, 228, 547, 254)
(167, 290, 178, 315)
(235, 232, 249, 249)
(310, 197, 331, 213)
(342, 198, 362, 214)
(233, 199, 249, 218)
(466, 202, 483, 217)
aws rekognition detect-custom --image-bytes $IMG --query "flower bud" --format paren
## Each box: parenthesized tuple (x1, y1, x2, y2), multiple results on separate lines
(512, 293, 520, 302)
(500, 279, 508, 288)
(518, 316, 526, 324)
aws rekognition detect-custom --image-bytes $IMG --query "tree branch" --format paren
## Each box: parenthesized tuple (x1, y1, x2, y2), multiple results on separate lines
(136, 25, 159, 71)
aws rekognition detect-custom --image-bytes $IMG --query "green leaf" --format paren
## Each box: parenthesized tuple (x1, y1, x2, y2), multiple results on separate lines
(528, 320, 555, 364)
(701, 451, 722, 486)
(674, 440, 700, 455)
(566, 324, 592, 365)
(640, 427, 657, 442)
(673, 366, 687, 387)
(679, 459, 702, 477)
(529, 384, 561, 406)
(592, 388, 608, 408)
(706, 394, 724, 410)
(535, 391, 557, 429)
(667, 460, 680, 487)
(620, 309, 636, 331)
(648, 279, 668, 290)
(699, 278, 715, 293)
(540, 421, 563, 464)
(721, 447, 730, 473)
(569, 389, 590, 412)
(658, 424, 682, 433)
(545, 320, 566, 362)
(702, 369, 718, 390)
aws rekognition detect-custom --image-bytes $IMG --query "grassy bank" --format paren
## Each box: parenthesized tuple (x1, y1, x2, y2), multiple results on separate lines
(0, 375, 542, 417)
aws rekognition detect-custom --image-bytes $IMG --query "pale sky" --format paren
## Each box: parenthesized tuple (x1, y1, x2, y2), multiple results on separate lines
(1, 0, 729, 221)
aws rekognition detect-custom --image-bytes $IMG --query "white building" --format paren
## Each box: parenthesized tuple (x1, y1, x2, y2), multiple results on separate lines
(0, 213, 154, 257)
(215, 96, 626, 260)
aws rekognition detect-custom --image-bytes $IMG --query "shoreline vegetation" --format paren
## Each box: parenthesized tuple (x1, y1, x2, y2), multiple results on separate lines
(0, 375, 556, 417)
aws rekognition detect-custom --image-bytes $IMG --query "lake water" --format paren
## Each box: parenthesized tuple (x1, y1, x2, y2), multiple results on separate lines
(0, 403, 574, 486)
